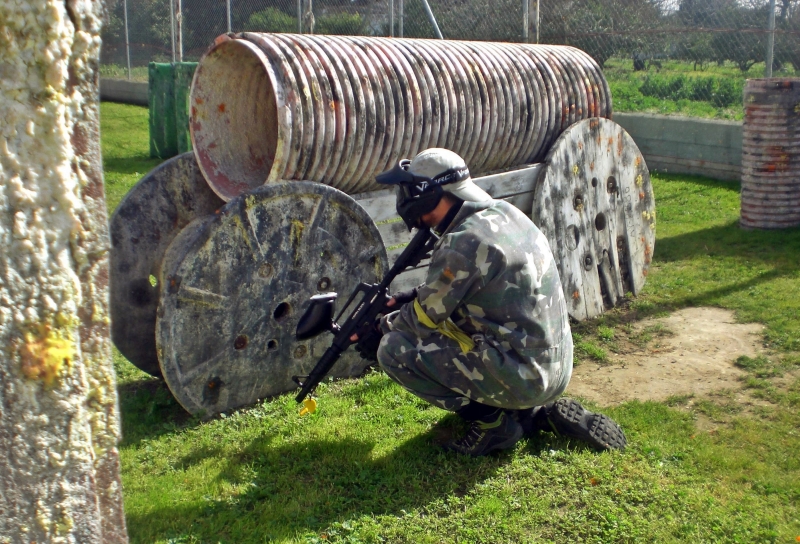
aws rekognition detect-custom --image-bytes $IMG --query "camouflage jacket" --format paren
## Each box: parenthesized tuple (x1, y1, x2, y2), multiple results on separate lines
(385, 199, 571, 365)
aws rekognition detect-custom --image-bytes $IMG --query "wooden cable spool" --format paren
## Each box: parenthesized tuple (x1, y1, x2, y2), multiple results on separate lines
(531, 118, 655, 321)
(156, 181, 388, 417)
(108, 116, 654, 415)
(109, 152, 224, 376)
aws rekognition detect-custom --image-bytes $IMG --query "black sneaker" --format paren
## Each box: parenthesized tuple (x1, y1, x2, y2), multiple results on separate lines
(547, 398, 627, 450)
(445, 410, 523, 457)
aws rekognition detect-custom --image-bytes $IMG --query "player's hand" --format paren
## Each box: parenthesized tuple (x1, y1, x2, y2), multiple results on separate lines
(386, 287, 418, 308)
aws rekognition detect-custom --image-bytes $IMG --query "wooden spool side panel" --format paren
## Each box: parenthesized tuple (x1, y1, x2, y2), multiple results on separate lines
(109, 152, 224, 375)
(157, 182, 388, 417)
(532, 118, 655, 320)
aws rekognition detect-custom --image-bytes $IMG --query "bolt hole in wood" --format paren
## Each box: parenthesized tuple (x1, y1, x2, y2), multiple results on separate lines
(591, 177, 598, 187)
(573, 193, 584, 210)
(234, 334, 248, 350)
(267, 339, 278, 350)
(583, 254, 594, 271)
(273, 302, 291, 321)
(595, 212, 607, 231)
(607, 176, 618, 193)
(317, 277, 331, 291)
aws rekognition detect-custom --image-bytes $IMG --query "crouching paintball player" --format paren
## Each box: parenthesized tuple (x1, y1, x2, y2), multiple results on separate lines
(353, 148, 627, 457)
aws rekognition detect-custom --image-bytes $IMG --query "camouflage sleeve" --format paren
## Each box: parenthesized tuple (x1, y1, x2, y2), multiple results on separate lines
(386, 245, 486, 339)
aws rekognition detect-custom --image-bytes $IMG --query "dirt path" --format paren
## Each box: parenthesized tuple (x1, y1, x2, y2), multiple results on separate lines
(565, 307, 766, 405)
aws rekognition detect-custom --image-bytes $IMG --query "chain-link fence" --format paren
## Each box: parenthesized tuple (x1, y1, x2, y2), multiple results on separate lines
(101, 0, 800, 118)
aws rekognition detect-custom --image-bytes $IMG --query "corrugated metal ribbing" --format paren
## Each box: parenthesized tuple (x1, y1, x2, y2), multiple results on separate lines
(741, 78, 800, 229)
(190, 33, 612, 201)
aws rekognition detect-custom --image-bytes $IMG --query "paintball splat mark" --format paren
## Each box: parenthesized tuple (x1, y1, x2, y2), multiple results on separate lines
(18, 323, 76, 387)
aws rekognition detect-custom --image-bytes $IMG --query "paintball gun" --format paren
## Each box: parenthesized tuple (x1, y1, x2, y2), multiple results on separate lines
(293, 226, 438, 414)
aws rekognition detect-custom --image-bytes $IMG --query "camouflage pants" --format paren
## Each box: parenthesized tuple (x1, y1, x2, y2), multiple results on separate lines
(376, 329, 573, 412)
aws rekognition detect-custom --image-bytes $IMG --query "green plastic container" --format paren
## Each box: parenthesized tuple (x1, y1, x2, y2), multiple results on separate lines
(149, 62, 198, 159)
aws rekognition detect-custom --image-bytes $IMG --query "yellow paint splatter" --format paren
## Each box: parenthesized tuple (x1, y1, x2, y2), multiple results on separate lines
(635, 174, 643, 187)
(19, 324, 76, 386)
(572, 164, 579, 175)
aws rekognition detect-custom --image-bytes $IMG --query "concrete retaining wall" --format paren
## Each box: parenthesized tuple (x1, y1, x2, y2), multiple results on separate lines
(614, 112, 742, 182)
(100, 78, 148, 106)
(99, 78, 743, 182)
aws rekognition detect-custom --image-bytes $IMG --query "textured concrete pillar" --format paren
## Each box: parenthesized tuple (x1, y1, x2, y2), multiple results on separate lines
(0, 0, 128, 540)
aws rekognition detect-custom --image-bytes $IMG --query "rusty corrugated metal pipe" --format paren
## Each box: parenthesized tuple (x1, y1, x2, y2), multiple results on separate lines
(190, 33, 612, 201)
(741, 78, 800, 229)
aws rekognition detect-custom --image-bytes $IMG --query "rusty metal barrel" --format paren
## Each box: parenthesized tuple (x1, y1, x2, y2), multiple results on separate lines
(190, 33, 612, 201)
(741, 78, 800, 229)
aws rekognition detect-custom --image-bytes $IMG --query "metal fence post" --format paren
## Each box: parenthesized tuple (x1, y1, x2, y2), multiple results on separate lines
(177, 0, 183, 61)
(522, 0, 529, 42)
(390, 0, 394, 37)
(227, 0, 231, 34)
(170, 0, 176, 62)
(124, 0, 131, 78)
(534, 0, 539, 44)
(297, 0, 302, 33)
(420, 0, 443, 39)
(399, 0, 404, 37)
(766, 0, 776, 77)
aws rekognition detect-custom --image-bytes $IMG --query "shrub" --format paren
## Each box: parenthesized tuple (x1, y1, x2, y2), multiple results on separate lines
(245, 7, 296, 33)
(316, 12, 368, 36)
(639, 73, 743, 108)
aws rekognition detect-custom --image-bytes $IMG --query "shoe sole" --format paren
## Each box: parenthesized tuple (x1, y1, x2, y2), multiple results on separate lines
(551, 399, 627, 450)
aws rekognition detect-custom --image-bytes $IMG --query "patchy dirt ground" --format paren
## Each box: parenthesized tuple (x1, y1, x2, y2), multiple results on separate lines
(566, 307, 766, 405)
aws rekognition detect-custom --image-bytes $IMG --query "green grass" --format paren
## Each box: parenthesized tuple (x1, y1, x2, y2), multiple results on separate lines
(101, 102, 162, 213)
(100, 63, 150, 82)
(102, 103, 800, 543)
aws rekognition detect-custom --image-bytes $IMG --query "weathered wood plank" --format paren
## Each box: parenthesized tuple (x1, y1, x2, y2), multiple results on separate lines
(354, 163, 543, 225)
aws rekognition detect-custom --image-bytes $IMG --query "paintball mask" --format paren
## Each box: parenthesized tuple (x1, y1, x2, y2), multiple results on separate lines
(376, 156, 471, 230)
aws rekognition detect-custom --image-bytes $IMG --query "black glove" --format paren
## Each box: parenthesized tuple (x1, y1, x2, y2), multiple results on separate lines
(355, 321, 383, 362)
(390, 286, 418, 307)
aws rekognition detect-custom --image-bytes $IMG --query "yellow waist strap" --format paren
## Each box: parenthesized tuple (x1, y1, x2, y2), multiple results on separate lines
(413, 299, 475, 354)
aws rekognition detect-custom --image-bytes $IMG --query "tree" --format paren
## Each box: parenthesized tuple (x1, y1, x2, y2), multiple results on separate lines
(540, 0, 668, 67)
(0, 0, 127, 540)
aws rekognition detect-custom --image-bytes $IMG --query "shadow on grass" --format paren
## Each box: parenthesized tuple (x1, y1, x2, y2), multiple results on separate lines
(118, 377, 199, 446)
(124, 419, 559, 542)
